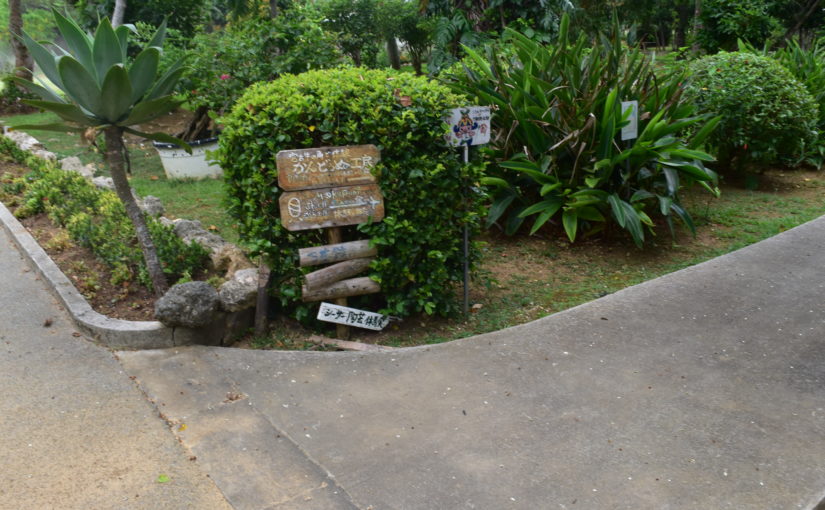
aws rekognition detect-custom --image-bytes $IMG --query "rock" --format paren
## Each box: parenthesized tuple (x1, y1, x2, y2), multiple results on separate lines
(60, 157, 95, 179)
(218, 268, 259, 312)
(211, 243, 254, 277)
(139, 195, 165, 217)
(158, 217, 175, 228)
(5, 130, 43, 152)
(31, 149, 56, 161)
(93, 176, 115, 190)
(173, 219, 226, 252)
(154, 281, 220, 328)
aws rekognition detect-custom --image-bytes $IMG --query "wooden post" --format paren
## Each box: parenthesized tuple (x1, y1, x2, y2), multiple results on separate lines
(304, 257, 373, 290)
(254, 258, 271, 338)
(327, 228, 350, 340)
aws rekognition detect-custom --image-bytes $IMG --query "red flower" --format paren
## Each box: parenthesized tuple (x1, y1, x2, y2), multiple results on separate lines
(743, 143, 748, 150)
(220, 74, 231, 80)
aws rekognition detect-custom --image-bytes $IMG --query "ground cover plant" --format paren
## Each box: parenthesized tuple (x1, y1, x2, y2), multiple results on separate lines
(0, 135, 209, 300)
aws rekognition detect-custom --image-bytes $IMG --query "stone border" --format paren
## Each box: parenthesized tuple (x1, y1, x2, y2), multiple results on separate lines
(0, 200, 186, 348)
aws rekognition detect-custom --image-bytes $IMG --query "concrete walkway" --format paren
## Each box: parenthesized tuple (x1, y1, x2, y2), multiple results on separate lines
(3, 214, 825, 509)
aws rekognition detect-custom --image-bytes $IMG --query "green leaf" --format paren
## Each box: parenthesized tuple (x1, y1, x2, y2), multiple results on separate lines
(576, 206, 605, 222)
(58, 56, 104, 118)
(11, 122, 84, 133)
(92, 18, 123, 85)
(100, 65, 132, 122)
(670, 202, 695, 235)
(6, 76, 65, 103)
(123, 127, 192, 153)
(504, 207, 525, 235)
(156, 474, 170, 483)
(688, 115, 722, 149)
(562, 209, 578, 242)
(145, 18, 167, 50)
(608, 194, 644, 247)
(120, 95, 180, 126)
(662, 167, 679, 196)
(23, 99, 96, 126)
(518, 197, 563, 218)
(530, 209, 554, 235)
(666, 148, 714, 162)
(52, 9, 94, 72)
(146, 58, 185, 100)
(22, 32, 62, 90)
(460, 44, 493, 79)
(486, 193, 516, 226)
(630, 189, 655, 203)
(129, 47, 160, 103)
(114, 25, 135, 62)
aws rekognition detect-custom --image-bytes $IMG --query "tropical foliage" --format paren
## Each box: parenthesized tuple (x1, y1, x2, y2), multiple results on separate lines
(448, 15, 720, 247)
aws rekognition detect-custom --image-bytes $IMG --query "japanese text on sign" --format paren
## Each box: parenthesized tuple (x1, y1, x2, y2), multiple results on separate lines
(277, 145, 380, 191)
(278, 184, 384, 231)
(317, 302, 389, 331)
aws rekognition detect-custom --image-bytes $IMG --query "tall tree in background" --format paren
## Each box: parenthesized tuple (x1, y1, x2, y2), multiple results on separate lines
(111, 0, 126, 26)
(9, 0, 33, 81)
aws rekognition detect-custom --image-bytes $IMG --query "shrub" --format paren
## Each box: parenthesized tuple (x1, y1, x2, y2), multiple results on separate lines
(217, 67, 486, 318)
(740, 38, 825, 167)
(181, 9, 345, 139)
(697, 0, 781, 52)
(1, 137, 209, 290)
(685, 51, 818, 173)
(446, 15, 720, 247)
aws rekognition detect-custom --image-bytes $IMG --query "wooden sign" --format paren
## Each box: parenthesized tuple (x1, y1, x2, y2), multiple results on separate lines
(277, 145, 380, 191)
(304, 257, 372, 291)
(317, 302, 390, 331)
(445, 106, 491, 147)
(302, 276, 380, 303)
(621, 100, 639, 141)
(279, 184, 384, 231)
(299, 240, 376, 267)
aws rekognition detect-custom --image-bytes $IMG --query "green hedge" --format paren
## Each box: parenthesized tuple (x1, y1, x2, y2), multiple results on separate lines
(685, 52, 818, 172)
(217, 67, 485, 318)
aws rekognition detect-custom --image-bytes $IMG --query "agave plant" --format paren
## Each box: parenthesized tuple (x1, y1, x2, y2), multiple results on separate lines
(10, 10, 190, 296)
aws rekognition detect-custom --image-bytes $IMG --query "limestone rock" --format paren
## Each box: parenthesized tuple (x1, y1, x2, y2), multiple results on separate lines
(93, 176, 115, 190)
(173, 219, 225, 252)
(139, 195, 165, 217)
(5, 130, 42, 152)
(60, 157, 94, 179)
(211, 243, 254, 277)
(31, 149, 56, 161)
(154, 281, 220, 328)
(218, 268, 259, 312)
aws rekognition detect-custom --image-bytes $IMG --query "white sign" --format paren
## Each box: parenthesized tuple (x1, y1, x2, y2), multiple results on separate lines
(621, 100, 639, 141)
(317, 302, 390, 331)
(445, 106, 491, 147)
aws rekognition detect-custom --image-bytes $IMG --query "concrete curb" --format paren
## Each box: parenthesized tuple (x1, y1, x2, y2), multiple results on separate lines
(1, 199, 188, 349)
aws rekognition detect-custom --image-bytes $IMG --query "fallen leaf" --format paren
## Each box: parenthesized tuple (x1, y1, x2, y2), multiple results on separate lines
(156, 474, 170, 483)
(178, 423, 187, 431)
(150, 175, 159, 181)
(43, 318, 53, 327)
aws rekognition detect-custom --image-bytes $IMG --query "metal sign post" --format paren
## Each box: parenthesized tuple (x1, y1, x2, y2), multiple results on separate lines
(445, 106, 491, 315)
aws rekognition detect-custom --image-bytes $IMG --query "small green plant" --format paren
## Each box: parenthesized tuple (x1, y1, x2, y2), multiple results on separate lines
(448, 14, 720, 247)
(685, 51, 818, 174)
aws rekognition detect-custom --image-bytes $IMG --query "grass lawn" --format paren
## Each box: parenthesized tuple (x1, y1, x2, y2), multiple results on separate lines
(3, 109, 824, 349)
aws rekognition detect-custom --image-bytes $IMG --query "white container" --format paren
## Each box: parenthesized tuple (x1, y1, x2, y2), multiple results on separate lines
(153, 137, 222, 180)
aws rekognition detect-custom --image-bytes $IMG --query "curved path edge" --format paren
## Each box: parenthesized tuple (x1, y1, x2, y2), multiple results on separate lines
(0, 199, 196, 349)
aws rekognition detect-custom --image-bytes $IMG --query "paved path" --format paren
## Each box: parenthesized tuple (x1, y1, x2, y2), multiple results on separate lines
(120, 216, 825, 510)
(3, 212, 825, 509)
(0, 226, 231, 509)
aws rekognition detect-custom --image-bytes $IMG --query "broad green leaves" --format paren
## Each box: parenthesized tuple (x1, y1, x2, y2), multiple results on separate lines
(13, 10, 188, 148)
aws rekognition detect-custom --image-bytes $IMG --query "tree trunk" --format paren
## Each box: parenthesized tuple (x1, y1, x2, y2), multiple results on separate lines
(783, 0, 821, 41)
(269, 0, 279, 18)
(103, 127, 169, 297)
(386, 37, 401, 69)
(692, 0, 702, 53)
(9, 0, 33, 81)
(112, 0, 127, 27)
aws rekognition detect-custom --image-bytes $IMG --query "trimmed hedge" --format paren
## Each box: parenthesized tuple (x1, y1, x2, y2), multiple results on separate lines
(217, 67, 486, 318)
(685, 52, 818, 172)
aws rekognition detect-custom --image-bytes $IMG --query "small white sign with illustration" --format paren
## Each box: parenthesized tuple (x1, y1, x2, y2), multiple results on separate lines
(317, 302, 390, 331)
(445, 106, 491, 147)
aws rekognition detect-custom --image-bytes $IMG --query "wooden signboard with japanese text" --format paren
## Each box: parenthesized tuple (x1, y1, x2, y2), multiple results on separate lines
(277, 145, 380, 191)
(278, 184, 384, 231)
